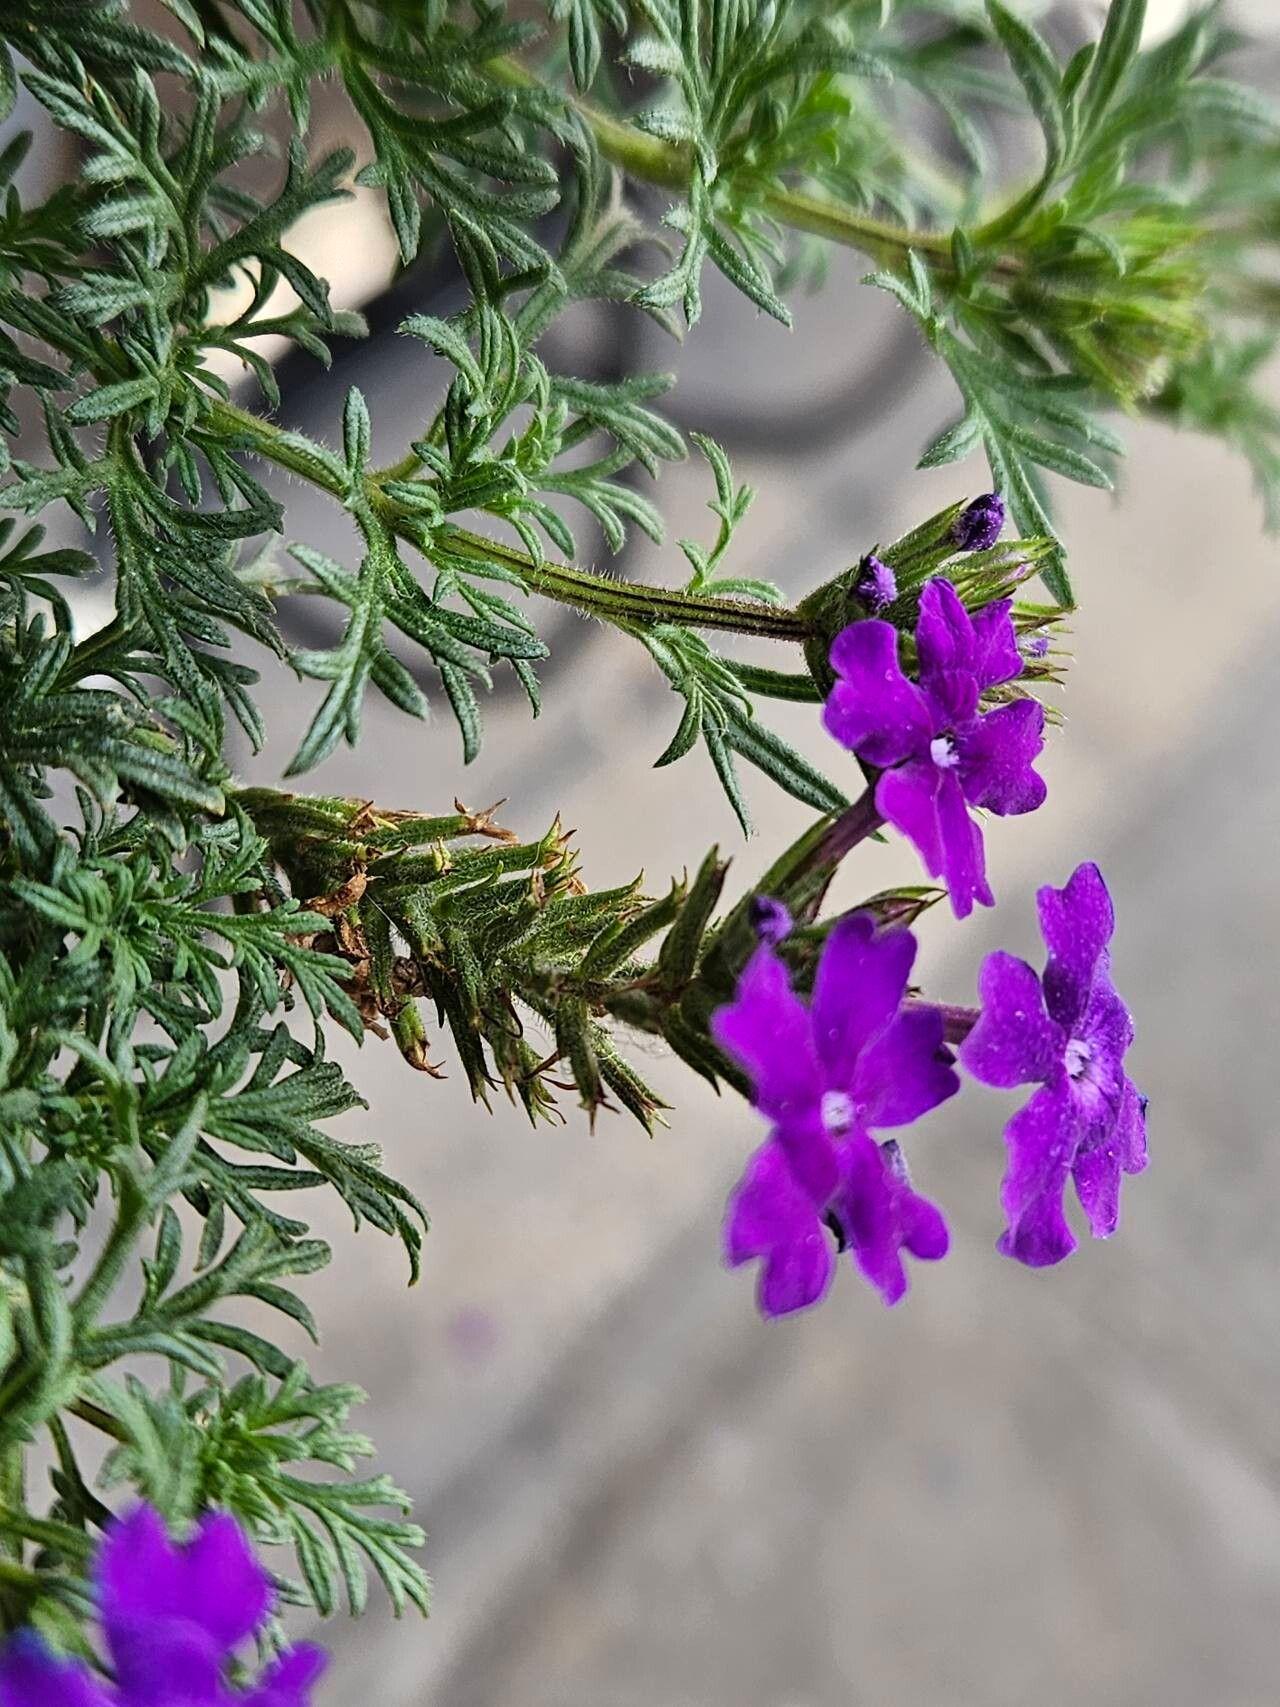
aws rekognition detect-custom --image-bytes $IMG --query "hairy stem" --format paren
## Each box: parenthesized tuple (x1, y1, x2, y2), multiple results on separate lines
(486, 57, 962, 270)
(439, 527, 810, 638)
(808, 786, 885, 870)
(933, 1003, 980, 1046)
(203, 401, 812, 641)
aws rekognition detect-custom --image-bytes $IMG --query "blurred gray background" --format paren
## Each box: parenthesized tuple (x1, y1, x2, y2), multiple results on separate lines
(24, 0, 1280, 1700)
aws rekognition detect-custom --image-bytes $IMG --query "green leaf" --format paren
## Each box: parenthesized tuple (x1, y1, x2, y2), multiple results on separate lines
(1080, 0, 1147, 131)
(66, 376, 160, 425)
(985, 1, 1065, 173)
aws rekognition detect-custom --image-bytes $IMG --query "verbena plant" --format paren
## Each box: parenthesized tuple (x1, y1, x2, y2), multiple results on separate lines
(0, 0, 1275, 1685)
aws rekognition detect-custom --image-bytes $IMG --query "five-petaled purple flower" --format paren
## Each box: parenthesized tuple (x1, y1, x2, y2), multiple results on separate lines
(823, 577, 1046, 919)
(713, 909, 958, 1316)
(952, 492, 1006, 552)
(959, 862, 1149, 1267)
(0, 1504, 325, 1707)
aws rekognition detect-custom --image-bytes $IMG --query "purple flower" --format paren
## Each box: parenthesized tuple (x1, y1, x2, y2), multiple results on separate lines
(959, 862, 1149, 1267)
(858, 553, 897, 611)
(823, 578, 1046, 918)
(0, 1505, 325, 1707)
(713, 913, 958, 1315)
(951, 492, 1005, 552)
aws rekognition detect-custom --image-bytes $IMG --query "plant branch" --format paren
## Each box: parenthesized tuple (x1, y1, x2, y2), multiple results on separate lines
(202, 400, 812, 641)
(485, 56, 1001, 274)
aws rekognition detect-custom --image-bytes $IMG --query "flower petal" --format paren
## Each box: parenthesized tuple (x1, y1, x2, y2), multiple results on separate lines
(100, 1506, 271, 1690)
(1037, 862, 1114, 1031)
(835, 1134, 948, 1305)
(759, 1235, 837, 1318)
(773, 1109, 841, 1206)
(915, 579, 979, 725)
(98, 1505, 185, 1633)
(1117, 1079, 1150, 1176)
(997, 1083, 1079, 1268)
(245, 1645, 329, 1707)
(1071, 1132, 1123, 1240)
(935, 768, 992, 920)
(899, 1188, 950, 1261)
(182, 1511, 273, 1650)
(956, 699, 1046, 816)
(824, 622, 933, 767)
(723, 1142, 834, 1318)
(711, 944, 820, 1122)
(724, 1142, 819, 1261)
(876, 760, 943, 880)
(810, 912, 915, 1081)
(0, 1634, 112, 1707)
(853, 1007, 960, 1128)
(109, 1617, 223, 1707)
(960, 952, 1064, 1089)
(970, 597, 1024, 689)
(1078, 960, 1135, 1075)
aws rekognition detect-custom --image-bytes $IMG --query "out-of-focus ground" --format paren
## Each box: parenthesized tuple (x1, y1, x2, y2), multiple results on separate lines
(26, 3, 1280, 1700)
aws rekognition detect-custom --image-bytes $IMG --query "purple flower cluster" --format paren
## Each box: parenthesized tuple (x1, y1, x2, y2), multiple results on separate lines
(713, 910, 958, 1316)
(824, 576, 1046, 918)
(961, 863, 1148, 1266)
(0, 1506, 324, 1707)
(717, 862, 1149, 1318)
(708, 499, 1151, 1319)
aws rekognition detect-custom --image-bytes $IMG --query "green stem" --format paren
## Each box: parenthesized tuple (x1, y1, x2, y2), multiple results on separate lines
(487, 56, 963, 270)
(66, 1398, 126, 1442)
(0, 1447, 23, 1566)
(440, 527, 810, 639)
(802, 785, 885, 874)
(72, 1175, 147, 1331)
(202, 401, 812, 642)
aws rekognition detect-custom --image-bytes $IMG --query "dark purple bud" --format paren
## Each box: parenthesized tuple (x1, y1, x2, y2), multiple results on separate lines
(858, 553, 897, 611)
(748, 894, 792, 945)
(951, 493, 1005, 553)
(1022, 634, 1049, 659)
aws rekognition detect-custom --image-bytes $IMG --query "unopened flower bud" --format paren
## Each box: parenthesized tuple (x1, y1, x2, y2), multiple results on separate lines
(858, 553, 897, 611)
(951, 492, 1006, 552)
(748, 894, 792, 945)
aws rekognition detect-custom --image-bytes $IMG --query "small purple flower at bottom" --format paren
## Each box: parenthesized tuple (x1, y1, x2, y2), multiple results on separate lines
(0, 1505, 325, 1707)
(714, 910, 958, 1315)
(959, 862, 1149, 1267)
(823, 578, 1046, 918)
(952, 492, 1005, 552)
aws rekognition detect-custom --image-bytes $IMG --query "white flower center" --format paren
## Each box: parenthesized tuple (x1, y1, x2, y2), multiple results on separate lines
(820, 1090, 855, 1135)
(930, 735, 959, 769)
(1064, 1038, 1092, 1080)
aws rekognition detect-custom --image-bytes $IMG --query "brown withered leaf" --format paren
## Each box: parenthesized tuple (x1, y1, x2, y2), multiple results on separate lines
(306, 867, 368, 916)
